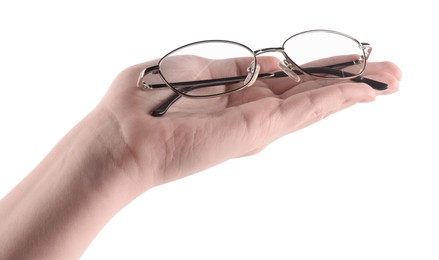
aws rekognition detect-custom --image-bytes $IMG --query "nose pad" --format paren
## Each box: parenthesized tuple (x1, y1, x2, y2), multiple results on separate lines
(244, 62, 260, 87)
(279, 60, 301, 82)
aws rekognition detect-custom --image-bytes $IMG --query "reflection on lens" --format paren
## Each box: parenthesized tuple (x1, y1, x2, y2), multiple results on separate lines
(159, 41, 256, 97)
(283, 31, 366, 78)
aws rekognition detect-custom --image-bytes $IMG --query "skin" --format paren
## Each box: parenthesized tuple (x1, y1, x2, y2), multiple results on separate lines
(0, 57, 401, 259)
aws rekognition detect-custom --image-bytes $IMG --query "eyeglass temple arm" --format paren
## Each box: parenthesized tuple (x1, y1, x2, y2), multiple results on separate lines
(149, 67, 387, 117)
(140, 62, 387, 91)
(302, 65, 388, 90)
(150, 92, 184, 117)
(142, 58, 387, 117)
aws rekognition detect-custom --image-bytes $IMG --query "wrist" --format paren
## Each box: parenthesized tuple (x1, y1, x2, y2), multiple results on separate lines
(72, 106, 153, 199)
(0, 106, 150, 259)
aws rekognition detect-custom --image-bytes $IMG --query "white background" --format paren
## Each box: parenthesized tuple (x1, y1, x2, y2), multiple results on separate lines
(1, 1, 438, 259)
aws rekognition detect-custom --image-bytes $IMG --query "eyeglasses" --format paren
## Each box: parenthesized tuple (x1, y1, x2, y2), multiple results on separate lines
(137, 29, 387, 116)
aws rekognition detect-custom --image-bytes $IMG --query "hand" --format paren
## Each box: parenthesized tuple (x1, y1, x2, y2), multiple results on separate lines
(97, 56, 401, 192)
(0, 56, 401, 259)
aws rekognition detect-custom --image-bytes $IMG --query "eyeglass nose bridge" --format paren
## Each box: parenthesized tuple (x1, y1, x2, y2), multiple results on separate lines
(253, 47, 301, 82)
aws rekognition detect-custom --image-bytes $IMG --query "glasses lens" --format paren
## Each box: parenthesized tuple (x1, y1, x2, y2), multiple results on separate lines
(158, 41, 256, 97)
(283, 30, 366, 78)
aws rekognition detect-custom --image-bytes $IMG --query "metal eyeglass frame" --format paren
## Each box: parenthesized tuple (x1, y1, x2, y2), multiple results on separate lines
(137, 29, 388, 117)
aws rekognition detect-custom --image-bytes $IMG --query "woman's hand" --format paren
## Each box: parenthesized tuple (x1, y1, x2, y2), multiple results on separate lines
(98, 57, 401, 192)
(0, 56, 401, 259)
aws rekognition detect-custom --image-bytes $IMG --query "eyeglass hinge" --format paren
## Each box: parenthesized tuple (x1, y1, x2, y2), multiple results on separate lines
(142, 82, 153, 90)
(137, 65, 160, 89)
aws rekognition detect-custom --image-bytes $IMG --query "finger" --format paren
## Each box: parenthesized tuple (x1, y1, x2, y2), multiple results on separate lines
(363, 61, 402, 80)
(224, 59, 399, 109)
(363, 72, 400, 95)
(261, 61, 401, 96)
(212, 82, 375, 158)
(277, 61, 401, 98)
(362, 61, 402, 95)
(277, 83, 376, 135)
(255, 55, 360, 95)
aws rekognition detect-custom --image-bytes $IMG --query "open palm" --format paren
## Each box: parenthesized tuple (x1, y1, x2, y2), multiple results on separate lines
(98, 56, 401, 191)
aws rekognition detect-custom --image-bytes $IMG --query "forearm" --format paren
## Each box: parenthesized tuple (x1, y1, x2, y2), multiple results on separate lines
(0, 108, 144, 259)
